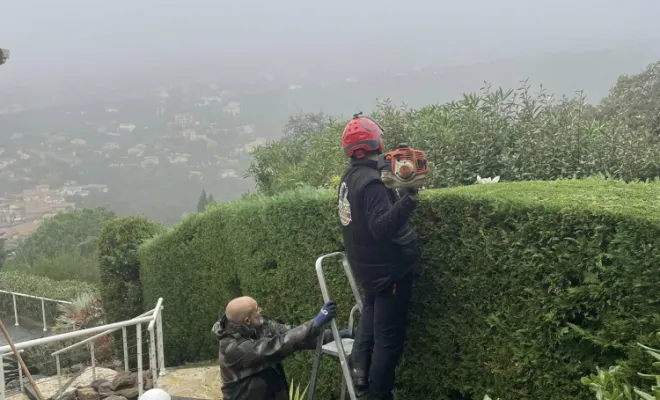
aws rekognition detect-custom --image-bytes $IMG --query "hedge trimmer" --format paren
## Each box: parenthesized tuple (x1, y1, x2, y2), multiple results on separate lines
(380, 143, 429, 190)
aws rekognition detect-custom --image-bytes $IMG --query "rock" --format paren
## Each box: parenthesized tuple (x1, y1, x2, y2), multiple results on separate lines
(113, 387, 139, 400)
(90, 379, 111, 391)
(111, 372, 135, 391)
(76, 386, 100, 400)
(104, 396, 128, 400)
(143, 369, 152, 380)
(111, 360, 123, 372)
(56, 389, 77, 400)
(144, 378, 153, 390)
(97, 381, 114, 397)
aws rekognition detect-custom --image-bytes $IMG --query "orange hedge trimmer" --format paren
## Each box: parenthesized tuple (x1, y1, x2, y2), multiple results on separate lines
(380, 143, 429, 190)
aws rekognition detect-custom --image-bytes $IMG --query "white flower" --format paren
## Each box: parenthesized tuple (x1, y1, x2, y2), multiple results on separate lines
(476, 175, 500, 184)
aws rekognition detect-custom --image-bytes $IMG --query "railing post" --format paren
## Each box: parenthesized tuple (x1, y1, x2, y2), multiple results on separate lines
(90, 342, 96, 381)
(149, 329, 157, 388)
(137, 324, 143, 397)
(1, 354, 5, 400)
(12, 294, 18, 326)
(41, 298, 47, 332)
(156, 306, 165, 376)
(56, 354, 62, 396)
(122, 327, 129, 372)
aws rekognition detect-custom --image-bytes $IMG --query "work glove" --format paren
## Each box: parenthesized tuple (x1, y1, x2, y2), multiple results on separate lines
(313, 301, 337, 326)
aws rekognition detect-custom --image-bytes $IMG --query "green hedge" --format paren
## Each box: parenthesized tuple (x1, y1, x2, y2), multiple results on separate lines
(0, 271, 98, 324)
(98, 216, 165, 323)
(140, 179, 660, 400)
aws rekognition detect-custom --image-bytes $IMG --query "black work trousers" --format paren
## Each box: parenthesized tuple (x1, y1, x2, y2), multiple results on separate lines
(351, 274, 414, 398)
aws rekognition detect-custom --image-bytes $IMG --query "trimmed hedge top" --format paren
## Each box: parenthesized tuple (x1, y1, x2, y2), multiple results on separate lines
(140, 178, 660, 400)
(429, 178, 660, 220)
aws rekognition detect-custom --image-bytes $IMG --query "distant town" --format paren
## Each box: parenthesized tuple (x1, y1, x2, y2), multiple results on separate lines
(0, 183, 109, 247)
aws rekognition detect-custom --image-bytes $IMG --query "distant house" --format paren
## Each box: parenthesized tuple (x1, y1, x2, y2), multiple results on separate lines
(223, 102, 241, 116)
(181, 129, 197, 140)
(119, 124, 136, 132)
(84, 184, 109, 193)
(219, 169, 238, 178)
(141, 156, 159, 167)
(128, 147, 145, 157)
(175, 114, 194, 128)
(239, 124, 256, 136)
(169, 154, 189, 164)
(102, 142, 120, 151)
(71, 138, 87, 146)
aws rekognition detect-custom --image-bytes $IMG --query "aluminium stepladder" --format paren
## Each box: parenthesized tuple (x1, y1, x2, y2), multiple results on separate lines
(307, 252, 364, 400)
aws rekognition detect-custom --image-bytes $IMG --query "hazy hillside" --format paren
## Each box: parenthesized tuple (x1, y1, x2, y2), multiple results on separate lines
(237, 44, 660, 138)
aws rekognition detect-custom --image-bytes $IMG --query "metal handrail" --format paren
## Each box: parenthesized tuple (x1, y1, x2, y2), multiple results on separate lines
(51, 309, 154, 356)
(0, 316, 153, 353)
(0, 289, 72, 331)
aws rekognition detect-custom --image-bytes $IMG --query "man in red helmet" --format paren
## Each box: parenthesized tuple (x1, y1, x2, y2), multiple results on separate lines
(337, 113, 421, 400)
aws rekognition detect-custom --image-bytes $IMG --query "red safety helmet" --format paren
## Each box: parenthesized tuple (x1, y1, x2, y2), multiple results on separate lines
(341, 112, 385, 158)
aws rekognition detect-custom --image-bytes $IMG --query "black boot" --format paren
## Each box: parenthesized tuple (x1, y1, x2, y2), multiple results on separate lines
(348, 356, 369, 396)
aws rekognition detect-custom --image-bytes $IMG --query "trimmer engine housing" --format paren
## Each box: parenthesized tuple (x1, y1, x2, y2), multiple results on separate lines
(380, 144, 429, 189)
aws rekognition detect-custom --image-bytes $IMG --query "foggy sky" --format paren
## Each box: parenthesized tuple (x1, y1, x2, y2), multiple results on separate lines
(2, 0, 660, 86)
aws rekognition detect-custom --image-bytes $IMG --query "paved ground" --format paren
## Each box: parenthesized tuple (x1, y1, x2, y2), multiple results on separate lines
(0, 318, 48, 346)
(157, 366, 223, 400)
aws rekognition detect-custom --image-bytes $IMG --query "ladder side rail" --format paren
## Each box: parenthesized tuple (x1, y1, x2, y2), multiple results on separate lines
(314, 253, 359, 400)
(339, 254, 363, 313)
(307, 334, 325, 400)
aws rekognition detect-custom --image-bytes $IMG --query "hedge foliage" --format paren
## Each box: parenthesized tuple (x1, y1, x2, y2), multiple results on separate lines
(98, 216, 165, 324)
(0, 271, 98, 324)
(140, 178, 660, 399)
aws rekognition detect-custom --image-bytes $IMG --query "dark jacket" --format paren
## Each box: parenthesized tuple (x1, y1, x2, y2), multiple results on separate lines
(212, 316, 335, 400)
(338, 159, 420, 293)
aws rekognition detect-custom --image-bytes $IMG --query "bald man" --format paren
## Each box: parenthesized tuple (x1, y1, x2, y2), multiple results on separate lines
(212, 296, 351, 400)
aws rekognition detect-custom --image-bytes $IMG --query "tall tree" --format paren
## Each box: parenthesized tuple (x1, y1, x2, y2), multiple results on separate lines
(197, 189, 209, 212)
(0, 238, 6, 269)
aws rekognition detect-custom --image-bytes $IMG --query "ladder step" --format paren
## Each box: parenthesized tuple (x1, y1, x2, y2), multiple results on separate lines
(322, 338, 354, 357)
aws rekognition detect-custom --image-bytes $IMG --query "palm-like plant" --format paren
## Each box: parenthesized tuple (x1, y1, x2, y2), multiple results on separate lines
(289, 379, 309, 400)
(582, 333, 660, 400)
(53, 293, 104, 332)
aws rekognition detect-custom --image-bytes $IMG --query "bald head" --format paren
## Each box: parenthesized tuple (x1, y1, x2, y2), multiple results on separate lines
(225, 296, 263, 327)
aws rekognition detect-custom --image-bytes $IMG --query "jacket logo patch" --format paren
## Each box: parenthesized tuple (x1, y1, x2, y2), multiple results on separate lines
(338, 182, 352, 226)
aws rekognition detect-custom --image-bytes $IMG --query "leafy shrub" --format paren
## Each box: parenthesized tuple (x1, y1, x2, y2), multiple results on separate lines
(6, 208, 115, 284)
(582, 333, 660, 400)
(4, 251, 101, 283)
(140, 178, 660, 399)
(0, 271, 98, 324)
(12, 208, 115, 264)
(98, 216, 165, 323)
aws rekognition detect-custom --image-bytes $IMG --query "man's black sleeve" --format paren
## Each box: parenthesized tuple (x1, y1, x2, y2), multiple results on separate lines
(362, 181, 416, 241)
